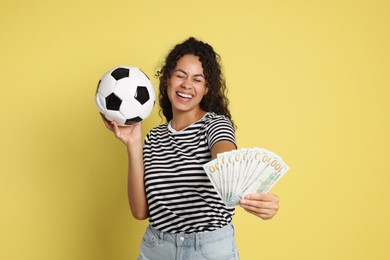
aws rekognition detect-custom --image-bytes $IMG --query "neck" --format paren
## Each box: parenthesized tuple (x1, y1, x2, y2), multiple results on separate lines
(170, 109, 206, 131)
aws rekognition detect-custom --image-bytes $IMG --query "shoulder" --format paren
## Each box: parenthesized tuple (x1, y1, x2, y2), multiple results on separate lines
(203, 112, 234, 131)
(145, 123, 168, 141)
(203, 112, 236, 148)
(149, 123, 168, 133)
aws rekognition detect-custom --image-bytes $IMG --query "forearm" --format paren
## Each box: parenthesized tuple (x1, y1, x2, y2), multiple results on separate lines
(127, 143, 149, 220)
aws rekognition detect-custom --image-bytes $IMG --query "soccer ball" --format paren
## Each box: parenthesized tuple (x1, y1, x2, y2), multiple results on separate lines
(95, 66, 156, 126)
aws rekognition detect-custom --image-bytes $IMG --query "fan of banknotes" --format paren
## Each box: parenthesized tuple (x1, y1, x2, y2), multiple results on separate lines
(203, 147, 290, 207)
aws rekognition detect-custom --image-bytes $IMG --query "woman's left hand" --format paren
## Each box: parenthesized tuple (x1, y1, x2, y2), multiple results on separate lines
(239, 193, 279, 220)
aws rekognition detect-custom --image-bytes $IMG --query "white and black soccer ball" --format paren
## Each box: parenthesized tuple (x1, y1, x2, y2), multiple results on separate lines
(95, 66, 156, 126)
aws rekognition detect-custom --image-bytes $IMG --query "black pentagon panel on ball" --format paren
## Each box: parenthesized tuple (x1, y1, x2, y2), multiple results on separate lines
(105, 93, 122, 111)
(125, 117, 143, 125)
(134, 86, 150, 105)
(111, 67, 129, 80)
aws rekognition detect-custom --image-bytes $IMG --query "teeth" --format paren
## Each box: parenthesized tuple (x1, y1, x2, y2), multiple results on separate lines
(177, 92, 193, 99)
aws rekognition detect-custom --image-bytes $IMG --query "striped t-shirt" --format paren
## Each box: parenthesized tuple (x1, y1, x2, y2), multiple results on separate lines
(143, 112, 236, 233)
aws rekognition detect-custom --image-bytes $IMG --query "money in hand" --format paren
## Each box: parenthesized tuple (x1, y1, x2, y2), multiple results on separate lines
(203, 147, 290, 207)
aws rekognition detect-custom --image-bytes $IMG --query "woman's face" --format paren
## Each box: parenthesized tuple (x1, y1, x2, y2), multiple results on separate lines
(167, 54, 209, 115)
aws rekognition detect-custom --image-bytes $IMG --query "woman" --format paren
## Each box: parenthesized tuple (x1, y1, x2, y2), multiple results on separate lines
(102, 37, 279, 259)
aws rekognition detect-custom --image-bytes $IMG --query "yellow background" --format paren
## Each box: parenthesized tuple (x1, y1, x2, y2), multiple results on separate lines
(1, 0, 389, 259)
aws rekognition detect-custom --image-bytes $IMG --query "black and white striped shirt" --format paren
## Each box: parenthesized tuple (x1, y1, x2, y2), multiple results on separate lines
(143, 112, 236, 233)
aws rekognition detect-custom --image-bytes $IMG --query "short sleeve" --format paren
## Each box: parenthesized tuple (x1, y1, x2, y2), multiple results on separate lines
(206, 115, 237, 150)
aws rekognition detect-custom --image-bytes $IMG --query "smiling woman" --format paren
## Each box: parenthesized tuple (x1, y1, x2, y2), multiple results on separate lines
(167, 54, 209, 131)
(157, 37, 234, 127)
(101, 37, 280, 259)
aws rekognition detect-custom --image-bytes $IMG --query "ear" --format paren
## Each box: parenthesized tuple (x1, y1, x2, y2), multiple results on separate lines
(204, 87, 209, 96)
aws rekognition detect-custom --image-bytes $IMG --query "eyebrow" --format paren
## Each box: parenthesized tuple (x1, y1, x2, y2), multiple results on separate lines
(175, 69, 205, 78)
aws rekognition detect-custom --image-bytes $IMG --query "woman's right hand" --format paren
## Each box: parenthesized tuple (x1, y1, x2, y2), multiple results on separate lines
(101, 113, 148, 219)
(100, 113, 142, 146)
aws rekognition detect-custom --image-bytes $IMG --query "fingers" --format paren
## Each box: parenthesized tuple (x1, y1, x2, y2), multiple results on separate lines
(243, 193, 279, 202)
(240, 193, 279, 220)
(100, 115, 143, 146)
(111, 121, 132, 144)
(100, 113, 122, 135)
(242, 208, 276, 220)
(100, 113, 115, 131)
(240, 197, 278, 212)
(111, 120, 121, 138)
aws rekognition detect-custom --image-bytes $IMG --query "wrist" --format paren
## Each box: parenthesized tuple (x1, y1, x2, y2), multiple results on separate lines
(126, 140, 143, 153)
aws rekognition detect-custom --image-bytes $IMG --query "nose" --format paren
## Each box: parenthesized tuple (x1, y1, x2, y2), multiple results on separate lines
(181, 78, 192, 89)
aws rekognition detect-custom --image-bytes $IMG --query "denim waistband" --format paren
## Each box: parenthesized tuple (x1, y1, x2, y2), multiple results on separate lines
(147, 223, 235, 248)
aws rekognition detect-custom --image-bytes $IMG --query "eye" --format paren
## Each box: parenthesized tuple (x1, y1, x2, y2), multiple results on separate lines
(194, 77, 204, 83)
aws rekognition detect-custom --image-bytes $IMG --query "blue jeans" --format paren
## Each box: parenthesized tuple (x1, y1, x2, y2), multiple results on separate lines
(138, 223, 239, 260)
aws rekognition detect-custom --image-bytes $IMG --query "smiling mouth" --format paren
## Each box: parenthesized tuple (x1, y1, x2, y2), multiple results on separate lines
(177, 92, 193, 99)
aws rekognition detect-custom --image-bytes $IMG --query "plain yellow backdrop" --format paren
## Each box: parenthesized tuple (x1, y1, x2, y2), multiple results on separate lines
(1, 0, 389, 259)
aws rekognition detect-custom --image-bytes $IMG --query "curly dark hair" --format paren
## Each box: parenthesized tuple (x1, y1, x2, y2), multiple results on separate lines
(156, 37, 235, 129)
